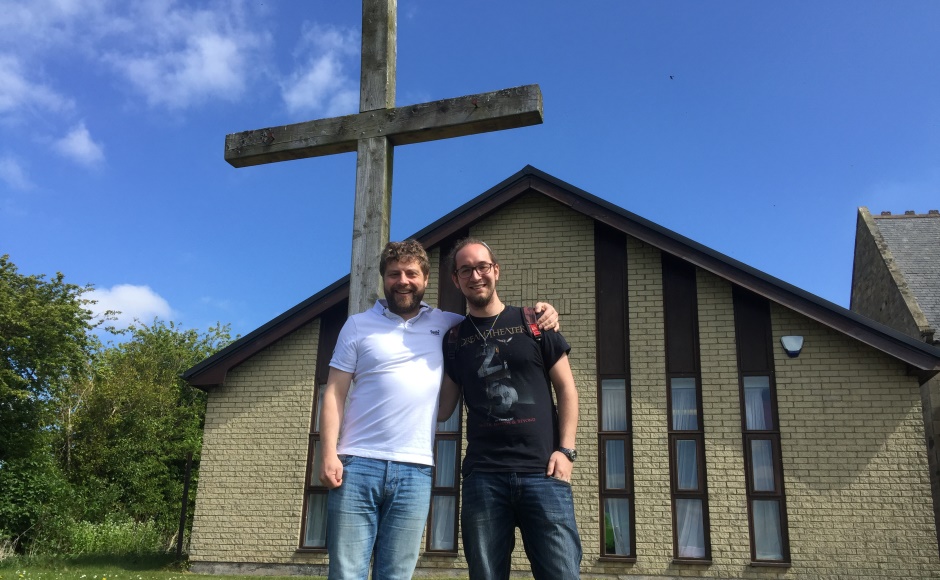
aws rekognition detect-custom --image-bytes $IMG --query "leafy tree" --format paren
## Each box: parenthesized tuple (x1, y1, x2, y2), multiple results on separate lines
(0, 254, 99, 549)
(0, 254, 233, 554)
(68, 321, 232, 534)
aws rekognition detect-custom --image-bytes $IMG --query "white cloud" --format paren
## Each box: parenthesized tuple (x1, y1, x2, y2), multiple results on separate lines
(88, 284, 173, 329)
(113, 32, 249, 109)
(54, 123, 104, 167)
(0, 53, 74, 121)
(1, 2, 269, 113)
(0, 155, 34, 191)
(101, 2, 268, 110)
(281, 24, 359, 117)
(0, 0, 107, 54)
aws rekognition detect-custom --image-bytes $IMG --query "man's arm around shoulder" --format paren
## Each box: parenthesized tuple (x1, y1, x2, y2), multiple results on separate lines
(318, 367, 353, 489)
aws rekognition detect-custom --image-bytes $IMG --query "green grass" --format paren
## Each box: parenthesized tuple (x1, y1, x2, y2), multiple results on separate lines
(0, 553, 326, 580)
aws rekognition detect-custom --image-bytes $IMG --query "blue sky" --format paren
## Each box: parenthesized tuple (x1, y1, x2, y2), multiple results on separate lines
(2, 1, 938, 339)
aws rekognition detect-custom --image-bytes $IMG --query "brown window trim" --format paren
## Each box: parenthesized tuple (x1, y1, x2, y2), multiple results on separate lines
(663, 254, 711, 561)
(299, 303, 346, 551)
(424, 407, 462, 555)
(733, 287, 791, 565)
(423, 234, 468, 555)
(596, 223, 636, 559)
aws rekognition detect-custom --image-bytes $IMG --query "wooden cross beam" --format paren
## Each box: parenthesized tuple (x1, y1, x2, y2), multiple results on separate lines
(224, 0, 543, 315)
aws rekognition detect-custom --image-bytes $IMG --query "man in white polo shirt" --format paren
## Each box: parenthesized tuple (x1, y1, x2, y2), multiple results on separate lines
(318, 240, 557, 580)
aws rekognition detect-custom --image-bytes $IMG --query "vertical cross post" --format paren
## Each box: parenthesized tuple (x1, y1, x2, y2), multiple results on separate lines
(351, 0, 397, 314)
(223, 1, 543, 317)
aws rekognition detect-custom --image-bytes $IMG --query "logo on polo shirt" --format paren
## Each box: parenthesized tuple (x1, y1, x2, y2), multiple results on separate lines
(430, 329, 440, 335)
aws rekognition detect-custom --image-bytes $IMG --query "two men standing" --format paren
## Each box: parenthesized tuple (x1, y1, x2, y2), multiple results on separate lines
(319, 238, 580, 580)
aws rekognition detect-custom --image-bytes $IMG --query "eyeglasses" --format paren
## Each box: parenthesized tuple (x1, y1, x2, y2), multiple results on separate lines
(455, 262, 494, 279)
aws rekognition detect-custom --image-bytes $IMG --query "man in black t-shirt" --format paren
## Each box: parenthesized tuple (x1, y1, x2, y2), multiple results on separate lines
(440, 238, 582, 580)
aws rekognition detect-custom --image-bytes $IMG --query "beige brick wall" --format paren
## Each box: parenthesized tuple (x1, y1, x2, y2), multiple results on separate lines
(851, 209, 940, 555)
(696, 268, 753, 573)
(771, 303, 936, 578)
(190, 320, 328, 570)
(612, 236, 672, 574)
(190, 194, 939, 579)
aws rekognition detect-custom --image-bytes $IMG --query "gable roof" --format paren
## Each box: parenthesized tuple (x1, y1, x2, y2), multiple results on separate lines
(867, 209, 940, 337)
(183, 166, 940, 387)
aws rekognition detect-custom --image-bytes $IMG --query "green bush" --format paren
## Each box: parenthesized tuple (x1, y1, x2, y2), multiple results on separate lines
(65, 517, 166, 556)
(29, 516, 168, 557)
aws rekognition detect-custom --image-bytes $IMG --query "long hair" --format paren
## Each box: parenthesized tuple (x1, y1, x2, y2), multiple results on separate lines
(447, 237, 497, 273)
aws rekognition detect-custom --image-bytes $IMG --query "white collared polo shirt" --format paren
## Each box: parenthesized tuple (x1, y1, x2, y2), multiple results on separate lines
(329, 300, 464, 465)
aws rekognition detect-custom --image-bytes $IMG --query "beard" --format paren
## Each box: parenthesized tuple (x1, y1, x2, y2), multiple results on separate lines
(384, 285, 425, 316)
(465, 285, 494, 308)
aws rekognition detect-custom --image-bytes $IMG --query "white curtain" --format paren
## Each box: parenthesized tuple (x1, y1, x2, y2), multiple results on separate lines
(602, 379, 627, 431)
(602, 380, 630, 555)
(304, 493, 327, 548)
(743, 376, 771, 430)
(753, 500, 783, 559)
(751, 439, 775, 491)
(438, 404, 460, 432)
(675, 439, 698, 491)
(605, 498, 631, 555)
(314, 384, 326, 431)
(676, 499, 705, 558)
(430, 496, 456, 551)
(670, 378, 698, 430)
(435, 440, 456, 487)
(605, 440, 625, 489)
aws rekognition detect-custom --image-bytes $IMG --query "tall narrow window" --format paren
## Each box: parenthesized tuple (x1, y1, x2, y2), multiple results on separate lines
(300, 302, 347, 550)
(732, 287, 790, 564)
(426, 234, 467, 553)
(428, 406, 461, 552)
(662, 255, 710, 561)
(595, 223, 635, 559)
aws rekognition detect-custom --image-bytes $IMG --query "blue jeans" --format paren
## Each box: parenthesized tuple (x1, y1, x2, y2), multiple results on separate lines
(326, 456, 432, 580)
(461, 471, 582, 580)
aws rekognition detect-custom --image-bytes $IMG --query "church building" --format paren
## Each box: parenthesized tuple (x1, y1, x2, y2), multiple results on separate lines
(851, 206, 940, 555)
(184, 167, 940, 579)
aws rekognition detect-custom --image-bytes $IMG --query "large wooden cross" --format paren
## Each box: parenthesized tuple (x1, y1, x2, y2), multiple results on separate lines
(224, 0, 543, 316)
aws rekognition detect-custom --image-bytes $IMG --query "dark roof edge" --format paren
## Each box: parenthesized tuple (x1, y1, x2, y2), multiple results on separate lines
(183, 168, 538, 388)
(516, 166, 940, 376)
(182, 274, 349, 387)
(184, 165, 940, 388)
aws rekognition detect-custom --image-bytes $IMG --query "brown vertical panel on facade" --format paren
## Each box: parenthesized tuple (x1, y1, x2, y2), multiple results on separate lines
(437, 231, 470, 315)
(731, 286, 790, 564)
(315, 303, 348, 385)
(299, 301, 349, 550)
(732, 288, 773, 373)
(595, 221, 636, 559)
(663, 255, 699, 375)
(596, 222, 628, 376)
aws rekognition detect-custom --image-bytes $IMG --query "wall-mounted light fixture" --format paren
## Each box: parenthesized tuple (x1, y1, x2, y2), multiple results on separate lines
(780, 335, 804, 358)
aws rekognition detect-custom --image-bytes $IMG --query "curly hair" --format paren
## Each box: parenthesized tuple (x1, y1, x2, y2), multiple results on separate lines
(379, 240, 430, 276)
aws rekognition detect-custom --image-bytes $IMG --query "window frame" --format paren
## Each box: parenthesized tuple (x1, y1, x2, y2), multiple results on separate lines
(423, 233, 469, 555)
(595, 223, 636, 561)
(298, 304, 347, 552)
(732, 288, 791, 565)
(662, 255, 711, 562)
(425, 405, 462, 554)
